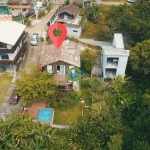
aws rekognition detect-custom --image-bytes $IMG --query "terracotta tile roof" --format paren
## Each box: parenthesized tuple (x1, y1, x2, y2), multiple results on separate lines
(57, 4, 81, 17)
(64, 23, 81, 29)
(40, 44, 80, 67)
(10, 4, 30, 8)
(8, 0, 31, 4)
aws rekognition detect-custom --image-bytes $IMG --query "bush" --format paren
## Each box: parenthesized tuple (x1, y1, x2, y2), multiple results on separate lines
(48, 91, 81, 108)
(24, 18, 31, 26)
(38, 10, 45, 19)
(40, 36, 44, 42)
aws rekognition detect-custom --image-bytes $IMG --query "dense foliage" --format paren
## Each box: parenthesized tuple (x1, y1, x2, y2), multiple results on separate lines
(86, 4, 100, 24)
(0, 113, 58, 149)
(106, 0, 150, 42)
(81, 48, 100, 72)
(15, 66, 57, 106)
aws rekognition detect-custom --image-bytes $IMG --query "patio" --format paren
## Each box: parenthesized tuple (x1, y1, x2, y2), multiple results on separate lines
(26, 100, 46, 119)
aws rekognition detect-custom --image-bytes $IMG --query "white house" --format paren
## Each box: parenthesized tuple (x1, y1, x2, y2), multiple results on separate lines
(64, 23, 81, 38)
(0, 20, 28, 72)
(101, 33, 129, 80)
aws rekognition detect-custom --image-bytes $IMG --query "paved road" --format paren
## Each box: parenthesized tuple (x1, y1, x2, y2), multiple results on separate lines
(20, 5, 59, 72)
(78, 38, 112, 46)
(96, 0, 125, 5)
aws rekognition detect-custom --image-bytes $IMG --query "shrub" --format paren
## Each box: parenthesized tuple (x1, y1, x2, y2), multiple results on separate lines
(38, 10, 45, 19)
(48, 91, 81, 108)
(40, 36, 44, 42)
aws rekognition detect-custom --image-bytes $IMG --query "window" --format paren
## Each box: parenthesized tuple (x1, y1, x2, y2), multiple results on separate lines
(57, 65, 65, 74)
(47, 65, 53, 74)
(0, 42, 7, 49)
(73, 30, 78, 32)
(0, 54, 9, 60)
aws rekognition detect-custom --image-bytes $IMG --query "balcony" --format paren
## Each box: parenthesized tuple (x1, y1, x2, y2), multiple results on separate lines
(106, 58, 118, 68)
(105, 69, 116, 79)
(0, 41, 27, 65)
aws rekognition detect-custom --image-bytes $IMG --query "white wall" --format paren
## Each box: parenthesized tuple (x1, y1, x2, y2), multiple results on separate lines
(8, 41, 23, 60)
(102, 52, 129, 79)
(116, 56, 128, 77)
(66, 26, 81, 38)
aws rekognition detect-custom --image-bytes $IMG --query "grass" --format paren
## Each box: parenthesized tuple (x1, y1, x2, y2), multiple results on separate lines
(0, 73, 13, 105)
(54, 102, 83, 125)
(53, 82, 92, 125)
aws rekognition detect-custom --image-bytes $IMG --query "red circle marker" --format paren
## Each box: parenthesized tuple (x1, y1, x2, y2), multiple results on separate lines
(48, 23, 67, 49)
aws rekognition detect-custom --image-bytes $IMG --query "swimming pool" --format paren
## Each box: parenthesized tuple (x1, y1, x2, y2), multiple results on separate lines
(37, 108, 54, 124)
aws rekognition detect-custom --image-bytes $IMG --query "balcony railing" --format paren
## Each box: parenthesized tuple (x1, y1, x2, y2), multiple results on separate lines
(0, 31, 28, 53)
(0, 41, 27, 65)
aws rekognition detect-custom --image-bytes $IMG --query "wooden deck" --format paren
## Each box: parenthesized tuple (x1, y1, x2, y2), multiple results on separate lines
(26, 100, 46, 119)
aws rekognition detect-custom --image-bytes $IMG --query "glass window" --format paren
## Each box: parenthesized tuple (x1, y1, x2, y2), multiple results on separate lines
(73, 30, 78, 32)
(1, 54, 9, 59)
(0, 42, 7, 49)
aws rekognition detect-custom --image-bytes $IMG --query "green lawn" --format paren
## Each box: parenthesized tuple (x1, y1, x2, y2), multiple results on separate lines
(0, 73, 13, 105)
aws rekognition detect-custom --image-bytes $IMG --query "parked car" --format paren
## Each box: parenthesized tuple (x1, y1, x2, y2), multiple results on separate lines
(30, 33, 38, 46)
(10, 93, 20, 104)
(127, 0, 135, 2)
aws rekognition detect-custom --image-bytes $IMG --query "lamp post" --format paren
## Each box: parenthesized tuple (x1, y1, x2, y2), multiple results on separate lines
(82, 106, 90, 117)
(20, 0, 24, 24)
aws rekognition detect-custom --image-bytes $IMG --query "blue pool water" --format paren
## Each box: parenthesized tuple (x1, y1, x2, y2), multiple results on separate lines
(37, 109, 53, 122)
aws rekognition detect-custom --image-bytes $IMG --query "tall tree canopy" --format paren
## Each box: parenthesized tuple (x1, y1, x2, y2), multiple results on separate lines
(15, 66, 57, 106)
(106, 0, 150, 42)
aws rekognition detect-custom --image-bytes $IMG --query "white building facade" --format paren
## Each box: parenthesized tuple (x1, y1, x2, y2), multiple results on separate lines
(101, 33, 129, 79)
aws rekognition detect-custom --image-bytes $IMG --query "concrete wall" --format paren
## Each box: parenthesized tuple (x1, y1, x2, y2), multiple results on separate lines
(66, 26, 81, 38)
(102, 50, 129, 79)
(116, 55, 128, 77)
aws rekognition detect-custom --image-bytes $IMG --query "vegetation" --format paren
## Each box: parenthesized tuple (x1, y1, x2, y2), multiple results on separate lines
(64, 0, 70, 5)
(86, 4, 100, 24)
(38, 10, 45, 19)
(81, 48, 101, 72)
(81, 5, 112, 40)
(0, 73, 13, 105)
(106, 0, 150, 42)
(15, 66, 57, 106)
(24, 18, 31, 26)
(0, 113, 58, 149)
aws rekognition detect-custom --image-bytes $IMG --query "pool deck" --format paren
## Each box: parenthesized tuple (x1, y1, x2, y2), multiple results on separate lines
(26, 100, 46, 119)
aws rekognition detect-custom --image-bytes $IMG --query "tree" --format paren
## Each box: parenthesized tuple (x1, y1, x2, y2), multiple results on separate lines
(0, 113, 58, 149)
(86, 4, 100, 23)
(15, 65, 57, 106)
(64, 0, 70, 5)
(80, 48, 100, 72)
(106, 1, 150, 42)
(129, 39, 150, 75)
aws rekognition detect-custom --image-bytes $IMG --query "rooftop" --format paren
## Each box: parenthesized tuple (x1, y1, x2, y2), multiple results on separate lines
(40, 43, 80, 67)
(57, 4, 80, 17)
(64, 23, 81, 29)
(0, 20, 26, 45)
(102, 46, 129, 56)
